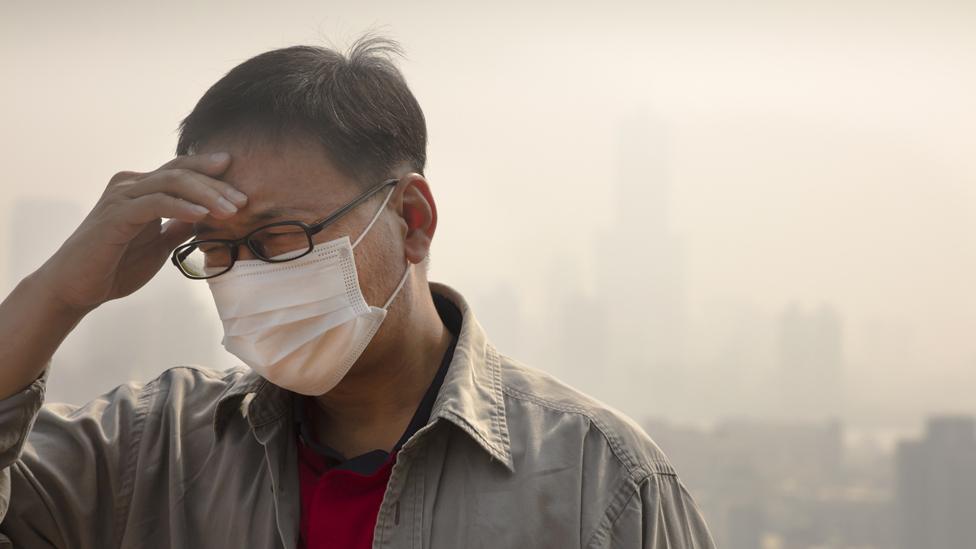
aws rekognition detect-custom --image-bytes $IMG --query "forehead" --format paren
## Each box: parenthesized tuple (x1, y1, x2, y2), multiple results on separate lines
(193, 130, 360, 232)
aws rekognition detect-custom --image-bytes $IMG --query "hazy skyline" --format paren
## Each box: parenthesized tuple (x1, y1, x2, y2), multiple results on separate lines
(2, 0, 973, 437)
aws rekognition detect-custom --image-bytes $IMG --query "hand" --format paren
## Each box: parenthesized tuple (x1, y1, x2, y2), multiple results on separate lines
(32, 152, 246, 313)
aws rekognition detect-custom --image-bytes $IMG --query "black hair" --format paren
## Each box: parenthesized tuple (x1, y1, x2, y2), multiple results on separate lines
(176, 34, 427, 187)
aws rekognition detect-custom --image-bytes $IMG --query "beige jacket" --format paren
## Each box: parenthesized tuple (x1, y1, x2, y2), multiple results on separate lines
(0, 282, 715, 548)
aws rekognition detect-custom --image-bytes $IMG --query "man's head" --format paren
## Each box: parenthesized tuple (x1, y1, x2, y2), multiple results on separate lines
(176, 35, 439, 379)
(176, 35, 427, 190)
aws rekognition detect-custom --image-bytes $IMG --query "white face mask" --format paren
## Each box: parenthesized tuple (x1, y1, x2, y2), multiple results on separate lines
(205, 186, 410, 395)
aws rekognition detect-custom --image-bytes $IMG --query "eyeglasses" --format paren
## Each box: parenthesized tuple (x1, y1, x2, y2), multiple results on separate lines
(171, 178, 399, 280)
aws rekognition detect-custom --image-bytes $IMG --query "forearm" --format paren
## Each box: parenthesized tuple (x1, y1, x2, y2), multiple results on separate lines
(0, 271, 90, 400)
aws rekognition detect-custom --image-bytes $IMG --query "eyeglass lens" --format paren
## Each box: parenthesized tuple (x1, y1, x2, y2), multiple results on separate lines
(176, 223, 313, 278)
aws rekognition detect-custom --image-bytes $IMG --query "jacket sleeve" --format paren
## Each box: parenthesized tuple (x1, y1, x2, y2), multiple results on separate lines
(0, 364, 155, 549)
(586, 473, 717, 549)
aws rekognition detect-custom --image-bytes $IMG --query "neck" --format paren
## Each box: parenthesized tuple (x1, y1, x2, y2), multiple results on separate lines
(308, 278, 451, 458)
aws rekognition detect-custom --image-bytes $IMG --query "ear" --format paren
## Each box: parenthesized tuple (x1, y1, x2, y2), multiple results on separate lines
(394, 173, 437, 265)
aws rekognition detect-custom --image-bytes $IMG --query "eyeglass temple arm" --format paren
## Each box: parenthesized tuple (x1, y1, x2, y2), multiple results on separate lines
(307, 178, 398, 234)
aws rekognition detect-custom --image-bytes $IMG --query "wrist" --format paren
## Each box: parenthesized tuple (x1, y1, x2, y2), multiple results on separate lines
(21, 269, 97, 322)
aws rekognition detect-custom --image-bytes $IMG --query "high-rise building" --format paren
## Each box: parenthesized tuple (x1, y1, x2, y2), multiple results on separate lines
(597, 114, 685, 418)
(544, 253, 611, 402)
(4, 197, 100, 401)
(646, 416, 897, 548)
(5, 197, 227, 405)
(777, 302, 845, 420)
(471, 281, 527, 362)
(895, 415, 976, 549)
(5, 197, 84, 289)
(725, 503, 763, 549)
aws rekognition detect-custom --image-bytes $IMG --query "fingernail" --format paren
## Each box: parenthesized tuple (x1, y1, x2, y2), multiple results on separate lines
(210, 152, 229, 163)
(216, 196, 237, 214)
(226, 188, 248, 206)
(190, 204, 210, 216)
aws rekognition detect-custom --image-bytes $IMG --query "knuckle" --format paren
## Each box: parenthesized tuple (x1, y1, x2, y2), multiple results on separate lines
(108, 170, 138, 185)
(101, 186, 127, 204)
(159, 153, 198, 170)
(166, 167, 191, 180)
(175, 170, 207, 194)
(216, 181, 239, 195)
(149, 195, 169, 218)
(104, 179, 136, 200)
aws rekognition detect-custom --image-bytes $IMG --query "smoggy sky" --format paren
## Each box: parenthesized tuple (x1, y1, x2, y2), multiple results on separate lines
(2, 0, 973, 431)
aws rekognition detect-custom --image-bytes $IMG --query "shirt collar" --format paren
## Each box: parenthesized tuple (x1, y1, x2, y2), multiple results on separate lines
(212, 281, 515, 472)
(425, 282, 514, 471)
(293, 304, 457, 474)
(212, 369, 287, 440)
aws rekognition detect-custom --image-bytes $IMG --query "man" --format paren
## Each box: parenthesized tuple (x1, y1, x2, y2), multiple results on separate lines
(0, 35, 715, 548)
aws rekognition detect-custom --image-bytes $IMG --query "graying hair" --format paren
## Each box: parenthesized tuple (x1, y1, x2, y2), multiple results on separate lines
(176, 33, 427, 188)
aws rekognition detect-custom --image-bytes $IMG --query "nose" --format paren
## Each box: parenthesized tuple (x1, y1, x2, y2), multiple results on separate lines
(236, 243, 260, 261)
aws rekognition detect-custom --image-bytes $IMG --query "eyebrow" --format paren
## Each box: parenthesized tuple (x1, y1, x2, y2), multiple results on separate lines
(194, 206, 317, 237)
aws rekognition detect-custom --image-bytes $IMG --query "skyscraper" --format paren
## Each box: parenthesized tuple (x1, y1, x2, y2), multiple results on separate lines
(545, 252, 611, 402)
(777, 302, 845, 420)
(895, 415, 976, 549)
(597, 114, 686, 418)
(5, 197, 83, 289)
(5, 197, 226, 404)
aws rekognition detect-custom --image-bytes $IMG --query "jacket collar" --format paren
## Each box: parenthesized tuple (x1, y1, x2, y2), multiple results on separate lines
(212, 281, 514, 471)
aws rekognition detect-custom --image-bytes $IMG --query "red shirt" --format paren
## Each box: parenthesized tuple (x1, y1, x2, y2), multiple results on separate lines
(295, 293, 460, 549)
(296, 435, 397, 549)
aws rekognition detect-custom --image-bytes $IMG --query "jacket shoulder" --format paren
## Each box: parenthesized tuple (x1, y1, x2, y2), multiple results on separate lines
(40, 365, 245, 418)
(52, 364, 252, 428)
(151, 364, 248, 390)
(123, 364, 246, 403)
(496, 350, 677, 481)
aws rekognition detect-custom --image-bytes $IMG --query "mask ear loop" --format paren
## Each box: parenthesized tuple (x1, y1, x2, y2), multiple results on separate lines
(383, 263, 411, 310)
(352, 184, 397, 249)
(350, 183, 411, 310)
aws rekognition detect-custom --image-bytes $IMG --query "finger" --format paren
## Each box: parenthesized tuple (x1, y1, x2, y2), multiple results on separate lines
(120, 193, 213, 227)
(158, 167, 248, 208)
(157, 151, 232, 178)
(108, 170, 145, 186)
(119, 169, 244, 218)
(107, 152, 230, 194)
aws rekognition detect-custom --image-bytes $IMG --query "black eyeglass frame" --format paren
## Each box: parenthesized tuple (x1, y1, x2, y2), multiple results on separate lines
(171, 178, 399, 280)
